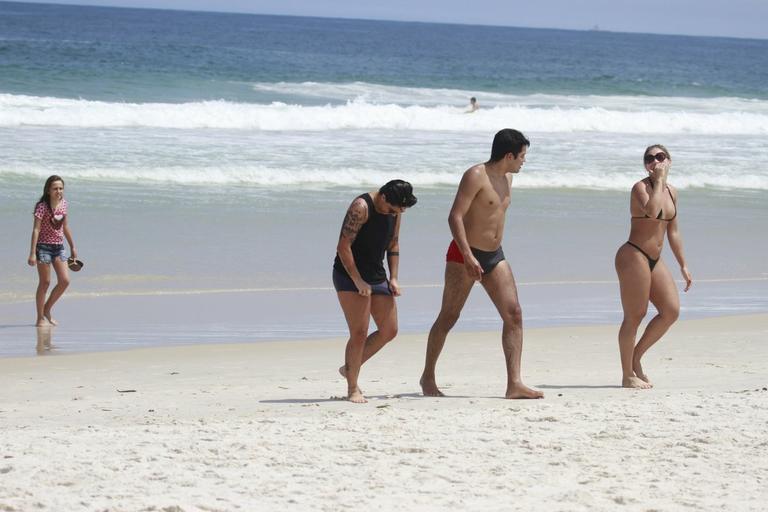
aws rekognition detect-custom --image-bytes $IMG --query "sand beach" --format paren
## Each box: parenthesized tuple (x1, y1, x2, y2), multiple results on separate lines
(1, 314, 766, 511)
(3, 4, 768, 511)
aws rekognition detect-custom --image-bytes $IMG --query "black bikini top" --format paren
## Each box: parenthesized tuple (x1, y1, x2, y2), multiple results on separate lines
(631, 180, 677, 222)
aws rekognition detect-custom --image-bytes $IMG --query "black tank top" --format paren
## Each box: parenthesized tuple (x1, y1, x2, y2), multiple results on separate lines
(333, 193, 395, 284)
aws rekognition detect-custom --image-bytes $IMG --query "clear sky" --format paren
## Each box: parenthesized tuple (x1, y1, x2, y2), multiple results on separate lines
(9, 0, 768, 40)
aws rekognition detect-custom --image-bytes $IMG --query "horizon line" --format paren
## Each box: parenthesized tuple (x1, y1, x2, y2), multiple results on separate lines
(4, 0, 767, 42)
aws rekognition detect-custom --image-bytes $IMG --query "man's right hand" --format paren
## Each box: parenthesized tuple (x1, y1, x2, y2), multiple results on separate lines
(354, 279, 372, 297)
(464, 256, 484, 281)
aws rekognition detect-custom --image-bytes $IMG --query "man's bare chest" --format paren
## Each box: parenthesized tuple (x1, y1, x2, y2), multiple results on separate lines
(475, 182, 511, 213)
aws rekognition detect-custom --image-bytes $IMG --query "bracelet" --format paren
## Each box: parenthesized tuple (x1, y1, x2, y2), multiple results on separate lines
(387, 251, 400, 256)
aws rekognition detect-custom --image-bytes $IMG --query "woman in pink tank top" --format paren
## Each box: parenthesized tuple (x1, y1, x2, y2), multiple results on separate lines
(27, 175, 79, 327)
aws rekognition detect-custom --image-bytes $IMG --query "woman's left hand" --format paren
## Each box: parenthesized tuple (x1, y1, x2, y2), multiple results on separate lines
(388, 278, 402, 297)
(680, 266, 692, 292)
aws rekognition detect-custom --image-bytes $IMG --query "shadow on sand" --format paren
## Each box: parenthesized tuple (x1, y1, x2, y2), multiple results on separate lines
(538, 384, 622, 389)
(260, 392, 491, 404)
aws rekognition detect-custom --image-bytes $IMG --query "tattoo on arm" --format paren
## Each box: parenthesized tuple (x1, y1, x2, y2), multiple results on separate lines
(387, 251, 400, 257)
(340, 202, 365, 243)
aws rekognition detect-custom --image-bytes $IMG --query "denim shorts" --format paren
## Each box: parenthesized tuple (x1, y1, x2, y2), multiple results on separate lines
(332, 268, 392, 296)
(36, 243, 66, 264)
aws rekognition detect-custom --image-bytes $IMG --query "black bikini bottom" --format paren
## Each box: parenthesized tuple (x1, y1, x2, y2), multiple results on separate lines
(626, 241, 658, 271)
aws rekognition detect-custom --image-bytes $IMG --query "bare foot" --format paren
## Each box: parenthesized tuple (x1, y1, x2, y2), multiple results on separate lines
(35, 317, 48, 327)
(419, 375, 445, 397)
(338, 365, 362, 394)
(43, 311, 57, 326)
(505, 383, 544, 399)
(632, 361, 653, 387)
(622, 375, 652, 389)
(347, 389, 367, 404)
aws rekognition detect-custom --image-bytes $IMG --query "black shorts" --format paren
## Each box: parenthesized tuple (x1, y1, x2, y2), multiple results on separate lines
(471, 246, 506, 274)
(332, 268, 392, 296)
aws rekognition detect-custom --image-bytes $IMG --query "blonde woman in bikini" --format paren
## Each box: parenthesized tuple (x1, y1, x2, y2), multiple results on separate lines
(615, 145, 692, 389)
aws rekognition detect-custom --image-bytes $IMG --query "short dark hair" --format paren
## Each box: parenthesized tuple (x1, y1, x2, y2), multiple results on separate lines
(380, 179, 417, 208)
(490, 128, 530, 162)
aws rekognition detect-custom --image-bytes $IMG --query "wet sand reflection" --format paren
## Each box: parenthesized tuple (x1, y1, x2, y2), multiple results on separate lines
(36, 325, 54, 355)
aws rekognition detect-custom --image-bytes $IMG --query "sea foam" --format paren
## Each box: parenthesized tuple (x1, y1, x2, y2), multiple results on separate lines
(4, 163, 767, 190)
(2, 91, 767, 135)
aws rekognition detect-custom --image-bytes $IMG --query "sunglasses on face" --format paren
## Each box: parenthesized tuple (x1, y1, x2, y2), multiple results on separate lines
(644, 152, 667, 164)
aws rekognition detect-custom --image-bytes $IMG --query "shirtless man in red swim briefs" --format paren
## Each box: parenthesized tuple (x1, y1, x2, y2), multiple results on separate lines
(420, 129, 543, 399)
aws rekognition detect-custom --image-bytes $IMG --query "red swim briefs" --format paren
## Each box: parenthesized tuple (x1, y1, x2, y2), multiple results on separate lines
(446, 240, 464, 264)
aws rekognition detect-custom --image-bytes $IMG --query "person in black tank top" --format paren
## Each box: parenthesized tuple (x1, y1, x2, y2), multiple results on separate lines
(333, 180, 417, 403)
(615, 144, 693, 390)
(333, 193, 394, 289)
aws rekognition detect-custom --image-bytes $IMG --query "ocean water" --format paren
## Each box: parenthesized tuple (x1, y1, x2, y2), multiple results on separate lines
(1, 2, 767, 356)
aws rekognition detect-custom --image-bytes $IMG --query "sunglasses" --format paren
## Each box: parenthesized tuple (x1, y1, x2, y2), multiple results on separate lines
(644, 152, 667, 164)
